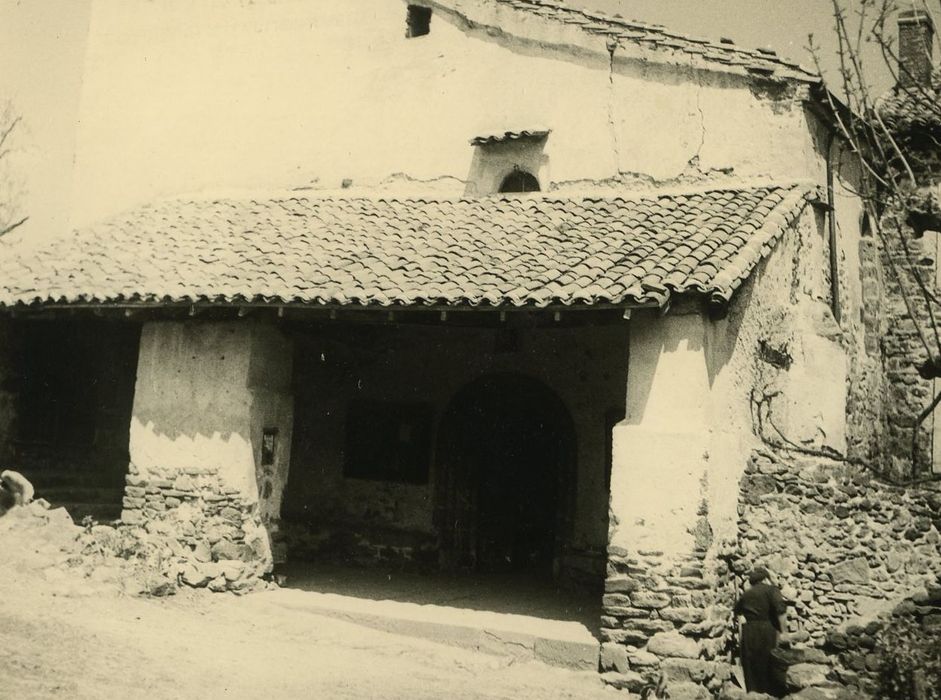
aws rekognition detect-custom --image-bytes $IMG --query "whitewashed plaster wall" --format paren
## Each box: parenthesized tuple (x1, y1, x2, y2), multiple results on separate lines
(130, 321, 293, 519)
(70, 0, 821, 228)
(130, 322, 257, 495)
(609, 201, 861, 558)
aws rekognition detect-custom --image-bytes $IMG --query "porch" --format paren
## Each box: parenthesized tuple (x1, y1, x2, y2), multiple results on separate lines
(279, 311, 629, 591)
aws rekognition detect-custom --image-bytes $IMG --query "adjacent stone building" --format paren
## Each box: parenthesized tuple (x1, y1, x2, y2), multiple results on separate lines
(0, 1, 939, 696)
(876, 9, 941, 480)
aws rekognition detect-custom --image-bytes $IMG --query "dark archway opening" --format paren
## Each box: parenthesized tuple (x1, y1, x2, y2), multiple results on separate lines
(499, 170, 540, 193)
(435, 373, 575, 576)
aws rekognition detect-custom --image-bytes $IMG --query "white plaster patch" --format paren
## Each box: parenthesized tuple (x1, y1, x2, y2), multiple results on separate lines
(609, 424, 707, 557)
(129, 417, 257, 498)
(777, 333, 848, 454)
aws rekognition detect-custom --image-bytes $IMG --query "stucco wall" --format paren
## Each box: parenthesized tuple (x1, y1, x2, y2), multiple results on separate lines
(69, 0, 820, 228)
(130, 322, 257, 494)
(609, 205, 848, 556)
(282, 319, 629, 571)
(124, 321, 293, 591)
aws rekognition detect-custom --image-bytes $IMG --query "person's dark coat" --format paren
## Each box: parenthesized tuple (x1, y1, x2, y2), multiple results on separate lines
(734, 581, 787, 696)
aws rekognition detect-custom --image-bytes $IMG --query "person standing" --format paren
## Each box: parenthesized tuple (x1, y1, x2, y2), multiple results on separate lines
(734, 567, 788, 696)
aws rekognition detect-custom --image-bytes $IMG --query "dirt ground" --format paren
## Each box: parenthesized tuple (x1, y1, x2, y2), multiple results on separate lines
(0, 505, 617, 700)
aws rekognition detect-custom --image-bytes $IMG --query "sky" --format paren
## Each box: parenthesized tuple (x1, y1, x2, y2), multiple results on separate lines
(0, 0, 933, 241)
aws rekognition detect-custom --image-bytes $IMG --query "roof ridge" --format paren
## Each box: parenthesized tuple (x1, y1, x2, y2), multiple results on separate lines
(482, 0, 817, 79)
(140, 180, 813, 211)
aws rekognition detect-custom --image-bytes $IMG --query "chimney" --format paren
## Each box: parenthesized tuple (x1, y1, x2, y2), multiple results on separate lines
(898, 9, 935, 88)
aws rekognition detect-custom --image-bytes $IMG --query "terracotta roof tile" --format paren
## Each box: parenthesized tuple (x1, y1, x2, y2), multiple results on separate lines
(0, 184, 812, 310)
(878, 73, 941, 134)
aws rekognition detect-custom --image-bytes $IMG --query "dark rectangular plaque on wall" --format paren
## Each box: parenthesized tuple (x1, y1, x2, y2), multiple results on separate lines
(262, 428, 278, 466)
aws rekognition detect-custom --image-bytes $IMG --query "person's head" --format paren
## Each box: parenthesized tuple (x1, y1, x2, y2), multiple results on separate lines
(748, 567, 770, 586)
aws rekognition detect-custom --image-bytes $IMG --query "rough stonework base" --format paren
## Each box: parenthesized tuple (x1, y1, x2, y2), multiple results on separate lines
(121, 463, 271, 593)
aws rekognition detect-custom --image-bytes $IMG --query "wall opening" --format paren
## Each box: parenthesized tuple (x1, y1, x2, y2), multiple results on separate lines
(280, 318, 626, 584)
(406, 5, 432, 38)
(499, 169, 541, 193)
(7, 319, 141, 521)
(434, 373, 575, 575)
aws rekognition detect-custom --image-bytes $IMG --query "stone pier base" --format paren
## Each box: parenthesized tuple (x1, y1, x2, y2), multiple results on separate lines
(600, 310, 738, 693)
(121, 321, 293, 592)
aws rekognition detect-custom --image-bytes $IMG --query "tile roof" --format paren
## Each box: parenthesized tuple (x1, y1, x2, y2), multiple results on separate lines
(470, 128, 551, 146)
(878, 74, 941, 134)
(0, 184, 813, 311)
(477, 0, 817, 81)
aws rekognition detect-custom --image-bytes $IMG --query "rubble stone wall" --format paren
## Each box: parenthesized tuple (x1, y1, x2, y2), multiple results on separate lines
(122, 465, 270, 592)
(736, 448, 941, 643)
(598, 147, 895, 696)
(600, 204, 852, 691)
(725, 448, 941, 698)
(848, 224, 889, 468)
(869, 210, 941, 479)
(824, 576, 941, 696)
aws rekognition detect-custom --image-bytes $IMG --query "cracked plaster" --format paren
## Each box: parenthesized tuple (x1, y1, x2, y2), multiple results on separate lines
(70, 0, 821, 226)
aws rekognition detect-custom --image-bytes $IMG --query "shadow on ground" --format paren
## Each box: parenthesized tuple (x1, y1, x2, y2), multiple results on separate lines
(275, 561, 602, 636)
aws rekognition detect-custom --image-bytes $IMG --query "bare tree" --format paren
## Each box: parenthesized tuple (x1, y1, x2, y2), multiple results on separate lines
(0, 100, 27, 238)
(810, 0, 941, 479)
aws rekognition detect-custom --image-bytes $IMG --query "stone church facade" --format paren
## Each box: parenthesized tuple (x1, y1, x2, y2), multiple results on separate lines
(0, 1, 939, 696)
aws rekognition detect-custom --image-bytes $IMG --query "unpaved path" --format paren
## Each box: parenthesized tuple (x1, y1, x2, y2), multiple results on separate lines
(0, 503, 617, 698)
(0, 575, 617, 699)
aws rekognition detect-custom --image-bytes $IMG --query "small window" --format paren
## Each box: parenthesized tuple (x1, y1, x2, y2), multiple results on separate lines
(406, 5, 432, 38)
(499, 170, 540, 193)
(343, 400, 433, 483)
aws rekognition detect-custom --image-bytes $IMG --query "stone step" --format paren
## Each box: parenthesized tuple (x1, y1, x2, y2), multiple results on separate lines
(47, 501, 122, 524)
(261, 588, 600, 671)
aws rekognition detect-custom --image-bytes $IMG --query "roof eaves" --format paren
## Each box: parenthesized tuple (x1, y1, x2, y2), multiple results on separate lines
(703, 185, 814, 307)
(469, 128, 551, 146)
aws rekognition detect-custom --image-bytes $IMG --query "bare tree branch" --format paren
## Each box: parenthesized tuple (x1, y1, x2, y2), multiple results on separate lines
(0, 216, 28, 238)
(812, 0, 941, 478)
(0, 115, 21, 155)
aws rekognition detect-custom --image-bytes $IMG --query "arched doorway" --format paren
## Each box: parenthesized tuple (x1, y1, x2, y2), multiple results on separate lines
(434, 373, 576, 575)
